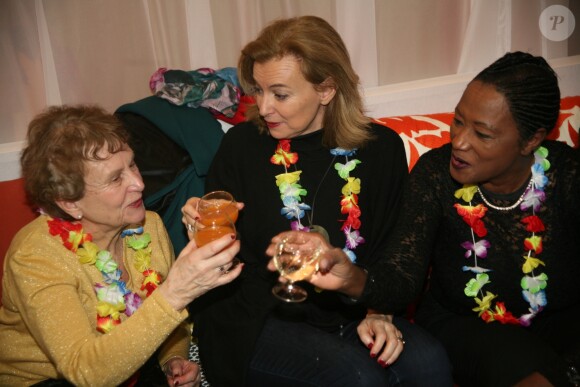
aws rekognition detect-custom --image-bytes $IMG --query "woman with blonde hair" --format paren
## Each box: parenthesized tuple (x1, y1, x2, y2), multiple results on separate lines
(183, 15, 452, 386)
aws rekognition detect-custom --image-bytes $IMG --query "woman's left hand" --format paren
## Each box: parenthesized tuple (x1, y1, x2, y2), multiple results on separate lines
(163, 357, 201, 386)
(357, 314, 405, 368)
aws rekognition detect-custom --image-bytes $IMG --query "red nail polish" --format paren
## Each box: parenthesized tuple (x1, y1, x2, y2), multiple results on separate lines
(378, 359, 386, 366)
(370, 352, 377, 358)
(367, 343, 373, 349)
(174, 381, 179, 386)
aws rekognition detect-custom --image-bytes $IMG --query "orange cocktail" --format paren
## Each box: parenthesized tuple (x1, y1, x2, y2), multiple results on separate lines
(193, 224, 236, 247)
(198, 198, 238, 225)
(198, 191, 239, 226)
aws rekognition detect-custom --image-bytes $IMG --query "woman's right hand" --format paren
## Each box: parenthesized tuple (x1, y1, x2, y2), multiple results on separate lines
(158, 233, 242, 311)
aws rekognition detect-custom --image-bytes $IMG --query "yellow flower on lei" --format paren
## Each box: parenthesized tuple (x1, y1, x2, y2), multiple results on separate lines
(77, 241, 100, 264)
(472, 291, 497, 316)
(133, 247, 152, 272)
(454, 184, 478, 202)
(342, 177, 361, 196)
(522, 255, 545, 274)
(275, 171, 302, 187)
(96, 300, 125, 320)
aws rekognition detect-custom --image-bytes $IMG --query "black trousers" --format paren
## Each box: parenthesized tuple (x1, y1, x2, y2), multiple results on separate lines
(415, 294, 580, 386)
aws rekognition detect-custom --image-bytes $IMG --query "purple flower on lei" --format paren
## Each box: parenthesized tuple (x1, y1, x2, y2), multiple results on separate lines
(345, 228, 365, 249)
(460, 239, 491, 258)
(291, 220, 309, 231)
(124, 292, 143, 316)
(520, 188, 546, 212)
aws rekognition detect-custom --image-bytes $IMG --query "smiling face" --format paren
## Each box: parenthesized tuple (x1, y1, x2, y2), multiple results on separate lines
(73, 145, 145, 236)
(252, 55, 335, 139)
(449, 81, 541, 194)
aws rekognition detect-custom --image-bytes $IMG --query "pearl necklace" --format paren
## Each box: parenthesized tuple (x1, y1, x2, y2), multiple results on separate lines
(477, 179, 533, 211)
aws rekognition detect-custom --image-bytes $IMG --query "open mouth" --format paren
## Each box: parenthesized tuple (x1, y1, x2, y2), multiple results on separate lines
(128, 198, 143, 208)
(451, 154, 469, 169)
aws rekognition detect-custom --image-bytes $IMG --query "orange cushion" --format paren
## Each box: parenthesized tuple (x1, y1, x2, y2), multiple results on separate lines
(376, 96, 580, 170)
(0, 178, 38, 304)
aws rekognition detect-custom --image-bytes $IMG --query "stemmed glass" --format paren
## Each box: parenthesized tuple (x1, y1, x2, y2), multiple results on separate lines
(271, 233, 322, 302)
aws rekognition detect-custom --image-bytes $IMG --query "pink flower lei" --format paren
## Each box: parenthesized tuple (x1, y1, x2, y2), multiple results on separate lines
(271, 139, 365, 262)
(47, 218, 163, 333)
(453, 146, 549, 326)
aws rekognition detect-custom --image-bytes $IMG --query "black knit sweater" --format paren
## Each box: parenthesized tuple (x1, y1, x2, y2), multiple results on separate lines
(191, 121, 408, 386)
(365, 140, 580, 324)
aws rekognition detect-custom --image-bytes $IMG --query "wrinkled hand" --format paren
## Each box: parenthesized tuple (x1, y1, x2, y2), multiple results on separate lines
(158, 234, 242, 311)
(357, 314, 404, 368)
(265, 230, 366, 298)
(163, 357, 201, 387)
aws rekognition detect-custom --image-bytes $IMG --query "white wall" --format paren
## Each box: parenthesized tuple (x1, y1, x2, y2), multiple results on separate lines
(1, 55, 578, 183)
(364, 55, 580, 118)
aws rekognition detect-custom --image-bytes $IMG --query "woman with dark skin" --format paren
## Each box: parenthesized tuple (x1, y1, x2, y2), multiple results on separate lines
(270, 52, 580, 386)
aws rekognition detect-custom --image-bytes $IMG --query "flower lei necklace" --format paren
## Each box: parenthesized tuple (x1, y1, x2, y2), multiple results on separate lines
(271, 139, 365, 262)
(453, 146, 549, 326)
(47, 217, 163, 333)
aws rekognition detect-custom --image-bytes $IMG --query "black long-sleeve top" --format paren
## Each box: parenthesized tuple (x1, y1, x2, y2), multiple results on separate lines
(191, 121, 408, 385)
(365, 140, 580, 323)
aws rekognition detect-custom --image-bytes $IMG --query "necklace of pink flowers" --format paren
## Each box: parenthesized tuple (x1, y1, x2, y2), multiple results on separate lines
(271, 139, 365, 262)
(453, 146, 549, 326)
(47, 217, 163, 333)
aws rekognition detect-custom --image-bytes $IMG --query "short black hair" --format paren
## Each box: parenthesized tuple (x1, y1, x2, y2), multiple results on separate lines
(474, 51, 560, 139)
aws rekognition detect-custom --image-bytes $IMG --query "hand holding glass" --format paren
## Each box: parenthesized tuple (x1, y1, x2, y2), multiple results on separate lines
(272, 235, 322, 302)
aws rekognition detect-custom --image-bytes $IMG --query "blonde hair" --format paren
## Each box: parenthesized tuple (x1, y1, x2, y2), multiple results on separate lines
(238, 16, 373, 149)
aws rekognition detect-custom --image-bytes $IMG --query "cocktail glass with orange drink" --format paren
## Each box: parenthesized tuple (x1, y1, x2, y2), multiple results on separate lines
(197, 191, 238, 226)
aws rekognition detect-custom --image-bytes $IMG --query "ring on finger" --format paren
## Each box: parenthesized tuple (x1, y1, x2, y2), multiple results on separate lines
(396, 335, 405, 345)
(218, 265, 228, 274)
(186, 223, 194, 232)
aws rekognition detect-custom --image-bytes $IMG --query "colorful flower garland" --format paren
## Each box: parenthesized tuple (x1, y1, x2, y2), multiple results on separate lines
(47, 218, 163, 333)
(271, 139, 365, 262)
(453, 146, 549, 326)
